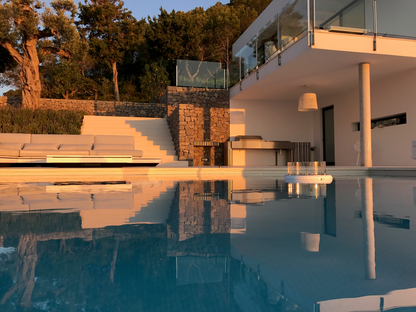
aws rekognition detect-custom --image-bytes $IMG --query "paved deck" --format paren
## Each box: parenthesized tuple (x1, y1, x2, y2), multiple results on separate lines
(1, 166, 416, 182)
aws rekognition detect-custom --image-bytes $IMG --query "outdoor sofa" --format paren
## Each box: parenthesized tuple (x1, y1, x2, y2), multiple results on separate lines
(0, 133, 160, 166)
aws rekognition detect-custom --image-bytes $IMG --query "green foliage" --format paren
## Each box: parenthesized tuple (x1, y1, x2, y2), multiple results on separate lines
(77, 0, 139, 66)
(139, 62, 170, 103)
(2, 89, 21, 97)
(1, 0, 273, 101)
(120, 76, 140, 102)
(145, 8, 206, 61)
(204, 3, 257, 64)
(230, 0, 273, 15)
(0, 45, 16, 74)
(0, 107, 85, 134)
(47, 60, 95, 99)
(77, 0, 140, 101)
(0, 0, 81, 108)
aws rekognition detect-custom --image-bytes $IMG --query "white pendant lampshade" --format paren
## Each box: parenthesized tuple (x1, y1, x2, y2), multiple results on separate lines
(298, 92, 318, 112)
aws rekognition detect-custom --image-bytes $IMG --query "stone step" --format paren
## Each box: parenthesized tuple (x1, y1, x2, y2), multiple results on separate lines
(81, 116, 181, 165)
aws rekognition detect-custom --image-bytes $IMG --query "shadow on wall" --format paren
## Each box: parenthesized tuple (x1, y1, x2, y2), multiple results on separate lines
(0, 97, 23, 108)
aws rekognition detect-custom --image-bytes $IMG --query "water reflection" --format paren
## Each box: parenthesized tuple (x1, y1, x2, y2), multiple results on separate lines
(0, 178, 416, 311)
(361, 178, 376, 280)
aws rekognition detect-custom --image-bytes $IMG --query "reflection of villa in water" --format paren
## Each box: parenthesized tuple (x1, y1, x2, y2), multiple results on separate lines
(1, 178, 416, 311)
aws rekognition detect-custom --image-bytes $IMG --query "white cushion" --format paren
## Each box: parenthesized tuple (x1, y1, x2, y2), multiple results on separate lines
(0, 142, 23, 149)
(23, 143, 59, 150)
(59, 144, 92, 151)
(0, 133, 31, 144)
(31, 134, 94, 145)
(93, 144, 134, 151)
(0, 148, 20, 157)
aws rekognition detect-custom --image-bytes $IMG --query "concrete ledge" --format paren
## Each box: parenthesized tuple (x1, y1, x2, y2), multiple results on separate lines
(369, 166, 416, 177)
(1, 166, 416, 183)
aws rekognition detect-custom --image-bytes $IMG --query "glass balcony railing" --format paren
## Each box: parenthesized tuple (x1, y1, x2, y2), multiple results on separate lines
(230, 0, 416, 89)
(315, 0, 369, 30)
(279, 0, 308, 50)
(376, 0, 416, 39)
(176, 60, 227, 89)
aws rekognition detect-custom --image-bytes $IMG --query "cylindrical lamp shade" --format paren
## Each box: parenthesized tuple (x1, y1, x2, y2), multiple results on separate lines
(298, 93, 318, 112)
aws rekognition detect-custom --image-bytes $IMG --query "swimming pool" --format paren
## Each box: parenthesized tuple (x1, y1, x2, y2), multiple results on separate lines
(0, 177, 415, 311)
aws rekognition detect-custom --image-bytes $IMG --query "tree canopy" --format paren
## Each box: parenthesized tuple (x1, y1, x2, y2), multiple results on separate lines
(0, 0, 79, 108)
(0, 0, 273, 105)
(77, 0, 139, 101)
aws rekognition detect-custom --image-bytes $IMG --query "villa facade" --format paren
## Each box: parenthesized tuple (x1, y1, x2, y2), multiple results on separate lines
(229, 0, 416, 166)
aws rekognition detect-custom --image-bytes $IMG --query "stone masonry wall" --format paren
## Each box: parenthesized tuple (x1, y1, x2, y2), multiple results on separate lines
(1, 86, 232, 166)
(166, 181, 230, 257)
(0, 97, 166, 118)
(166, 87, 230, 166)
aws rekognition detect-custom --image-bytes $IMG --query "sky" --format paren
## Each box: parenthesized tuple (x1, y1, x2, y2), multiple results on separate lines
(124, 0, 228, 20)
(1, 0, 228, 96)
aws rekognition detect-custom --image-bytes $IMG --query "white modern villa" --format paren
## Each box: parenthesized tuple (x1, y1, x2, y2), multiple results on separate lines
(229, 0, 416, 167)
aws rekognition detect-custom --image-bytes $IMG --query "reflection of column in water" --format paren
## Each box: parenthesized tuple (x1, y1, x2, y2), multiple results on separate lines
(361, 178, 376, 280)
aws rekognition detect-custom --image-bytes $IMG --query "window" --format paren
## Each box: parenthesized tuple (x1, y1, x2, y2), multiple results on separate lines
(352, 113, 406, 131)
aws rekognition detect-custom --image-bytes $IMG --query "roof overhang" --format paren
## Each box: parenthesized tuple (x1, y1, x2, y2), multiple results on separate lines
(231, 31, 416, 102)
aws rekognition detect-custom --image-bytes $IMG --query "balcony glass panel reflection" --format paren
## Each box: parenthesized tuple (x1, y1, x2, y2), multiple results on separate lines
(236, 38, 258, 79)
(257, 14, 279, 67)
(279, 0, 308, 50)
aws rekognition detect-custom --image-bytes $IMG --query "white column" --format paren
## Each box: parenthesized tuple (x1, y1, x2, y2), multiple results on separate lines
(362, 178, 376, 280)
(359, 63, 372, 167)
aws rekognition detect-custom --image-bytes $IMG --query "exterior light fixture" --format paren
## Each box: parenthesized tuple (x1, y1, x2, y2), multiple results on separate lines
(298, 92, 318, 112)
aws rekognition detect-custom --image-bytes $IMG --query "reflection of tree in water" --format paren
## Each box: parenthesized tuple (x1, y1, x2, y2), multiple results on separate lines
(1, 234, 38, 308)
(0, 181, 287, 311)
(0, 223, 171, 311)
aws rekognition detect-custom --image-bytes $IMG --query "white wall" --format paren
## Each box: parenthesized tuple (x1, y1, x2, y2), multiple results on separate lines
(314, 69, 416, 166)
(230, 99, 315, 165)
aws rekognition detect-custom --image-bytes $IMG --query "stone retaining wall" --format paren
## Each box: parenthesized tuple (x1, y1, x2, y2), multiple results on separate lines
(0, 97, 166, 118)
(166, 87, 230, 166)
(1, 86, 231, 166)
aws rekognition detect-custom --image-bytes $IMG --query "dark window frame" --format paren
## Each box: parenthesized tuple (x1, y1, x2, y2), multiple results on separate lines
(353, 113, 407, 131)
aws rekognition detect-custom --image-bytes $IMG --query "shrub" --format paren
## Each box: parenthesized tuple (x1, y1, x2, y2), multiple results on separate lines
(0, 107, 85, 134)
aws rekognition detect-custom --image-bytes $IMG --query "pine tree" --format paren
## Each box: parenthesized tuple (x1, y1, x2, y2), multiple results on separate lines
(77, 0, 139, 102)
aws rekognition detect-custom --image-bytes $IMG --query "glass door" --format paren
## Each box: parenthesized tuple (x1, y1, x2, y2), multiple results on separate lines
(322, 106, 335, 165)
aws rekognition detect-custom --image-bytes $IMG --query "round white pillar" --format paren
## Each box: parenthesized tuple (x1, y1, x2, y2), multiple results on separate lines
(359, 63, 372, 167)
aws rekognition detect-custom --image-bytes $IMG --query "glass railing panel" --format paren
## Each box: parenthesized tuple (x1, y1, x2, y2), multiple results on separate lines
(315, 0, 369, 30)
(376, 0, 416, 39)
(257, 14, 279, 67)
(236, 38, 258, 79)
(177, 60, 226, 89)
(278, 0, 308, 51)
(228, 56, 241, 88)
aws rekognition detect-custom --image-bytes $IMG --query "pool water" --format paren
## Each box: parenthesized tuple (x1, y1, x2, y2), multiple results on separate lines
(0, 177, 416, 312)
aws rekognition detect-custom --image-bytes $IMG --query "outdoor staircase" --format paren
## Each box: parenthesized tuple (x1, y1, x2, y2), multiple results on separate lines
(81, 116, 185, 166)
(129, 180, 177, 224)
(80, 180, 178, 228)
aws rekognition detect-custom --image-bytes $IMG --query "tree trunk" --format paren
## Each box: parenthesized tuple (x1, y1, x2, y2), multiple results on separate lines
(112, 61, 120, 102)
(20, 39, 41, 109)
